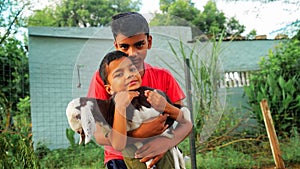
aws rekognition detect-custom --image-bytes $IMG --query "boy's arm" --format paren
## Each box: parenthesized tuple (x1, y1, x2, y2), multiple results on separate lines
(108, 91, 140, 151)
(127, 113, 169, 138)
(109, 105, 127, 151)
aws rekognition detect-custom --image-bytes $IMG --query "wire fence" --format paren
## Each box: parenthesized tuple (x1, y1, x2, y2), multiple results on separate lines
(28, 62, 82, 149)
(0, 59, 28, 102)
(1, 60, 257, 148)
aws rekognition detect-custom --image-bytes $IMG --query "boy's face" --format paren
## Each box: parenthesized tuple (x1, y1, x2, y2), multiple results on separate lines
(105, 57, 142, 95)
(114, 33, 152, 73)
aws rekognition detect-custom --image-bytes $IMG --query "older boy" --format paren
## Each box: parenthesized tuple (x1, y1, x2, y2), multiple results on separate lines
(87, 12, 192, 169)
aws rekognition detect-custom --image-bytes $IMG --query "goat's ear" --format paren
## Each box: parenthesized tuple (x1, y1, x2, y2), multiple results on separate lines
(80, 101, 96, 144)
(78, 128, 85, 145)
(66, 98, 82, 131)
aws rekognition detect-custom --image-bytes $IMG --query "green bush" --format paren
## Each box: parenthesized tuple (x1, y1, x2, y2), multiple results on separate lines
(281, 129, 300, 163)
(0, 96, 39, 168)
(244, 39, 300, 137)
(0, 132, 39, 168)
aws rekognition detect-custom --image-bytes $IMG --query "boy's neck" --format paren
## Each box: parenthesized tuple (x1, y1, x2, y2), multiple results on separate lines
(139, 68, 145, 78)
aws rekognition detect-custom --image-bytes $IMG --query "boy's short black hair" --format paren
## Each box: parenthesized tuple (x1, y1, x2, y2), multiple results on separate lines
(111, 12, 149, 39)
(99, 50, 129, 85)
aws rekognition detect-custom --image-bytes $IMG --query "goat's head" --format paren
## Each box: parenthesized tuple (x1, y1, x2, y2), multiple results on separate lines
(66, 98, 96, 144)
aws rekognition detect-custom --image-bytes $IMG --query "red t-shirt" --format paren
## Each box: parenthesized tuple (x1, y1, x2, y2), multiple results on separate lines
(87, 63, 185, 164)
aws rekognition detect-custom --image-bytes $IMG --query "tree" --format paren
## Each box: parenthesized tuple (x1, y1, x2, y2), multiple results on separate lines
(225, 17, 245, 37)
(0, 0, 29, 44)
(246, 29, 257, 40)
(1, 0, 30, 129)
(167, 0, 199, 22)
(159, 0, 175, 13)
(27, 0, 141, 27)
(293, 30, 300, 40)
(152, 0, 201, 37)
(154, 0, 244, 38)
(292, 20, 300, 40)
(193, 0, 226, 36)
(0, 37, 29, 130)
(27, 7, 59, 27)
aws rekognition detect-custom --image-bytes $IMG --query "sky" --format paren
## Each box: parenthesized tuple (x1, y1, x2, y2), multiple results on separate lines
(28, 0, 300, 39)
(139, 0, 300, 39)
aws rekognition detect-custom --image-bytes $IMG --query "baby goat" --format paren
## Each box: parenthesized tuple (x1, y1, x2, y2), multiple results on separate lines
(66, 86, 188, 169)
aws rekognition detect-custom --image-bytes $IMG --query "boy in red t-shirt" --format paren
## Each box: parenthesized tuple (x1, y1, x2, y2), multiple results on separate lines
(87, 12, 192, 169)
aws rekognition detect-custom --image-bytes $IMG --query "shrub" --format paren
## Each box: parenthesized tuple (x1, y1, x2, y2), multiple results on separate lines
(244, 39, 300, 137)
(0, 96, 39, 168)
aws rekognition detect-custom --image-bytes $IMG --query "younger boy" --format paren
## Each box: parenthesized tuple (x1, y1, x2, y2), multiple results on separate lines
(99, 50, 191, 169)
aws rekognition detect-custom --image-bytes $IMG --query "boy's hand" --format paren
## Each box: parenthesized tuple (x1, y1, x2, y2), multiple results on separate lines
(144, 90, 167, 112)
(135, 137, 171, 157)
(135, 137, 171, 167)
(114, 91, 139, 113)
(139, 153, 165, 169)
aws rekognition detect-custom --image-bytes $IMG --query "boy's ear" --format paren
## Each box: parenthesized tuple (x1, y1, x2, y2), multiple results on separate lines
(147, 35, 152, 49)
(105, 85, 114, 95)
(114, 41, 118, 49)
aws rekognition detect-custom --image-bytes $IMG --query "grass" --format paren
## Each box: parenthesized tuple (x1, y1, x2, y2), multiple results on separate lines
(34, 119, 300, 169)
(38, 141, 105, 169)
(182, 132, 300, 169)
(25, 130, 297, 169)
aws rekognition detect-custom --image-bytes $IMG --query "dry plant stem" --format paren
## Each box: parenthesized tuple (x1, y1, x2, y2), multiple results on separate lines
(198, 137, 262, 153)
(216, 137, 262, 149)
(197, 116, 265, 153)
(198, 117, 244, 147)
(4, 103, 12, 132)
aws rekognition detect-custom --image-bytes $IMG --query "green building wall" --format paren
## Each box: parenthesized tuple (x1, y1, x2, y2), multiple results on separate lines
(28, 26, 192, 149)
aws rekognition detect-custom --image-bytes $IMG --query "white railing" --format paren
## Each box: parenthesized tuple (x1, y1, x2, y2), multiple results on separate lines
(219, 71, 251, 88)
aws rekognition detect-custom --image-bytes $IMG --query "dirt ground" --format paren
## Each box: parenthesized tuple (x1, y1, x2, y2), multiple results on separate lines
(258, 163, 300, 169)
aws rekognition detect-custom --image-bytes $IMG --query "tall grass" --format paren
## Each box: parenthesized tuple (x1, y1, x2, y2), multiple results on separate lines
(162, 34, 226, 144)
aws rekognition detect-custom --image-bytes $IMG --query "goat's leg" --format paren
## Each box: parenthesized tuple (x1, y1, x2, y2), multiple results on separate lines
(170, 146, 186, 169)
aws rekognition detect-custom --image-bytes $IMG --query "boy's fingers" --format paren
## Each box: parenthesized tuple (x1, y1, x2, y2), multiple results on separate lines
(144, 90, 150, 96)
(158, 114, 168, 123)
(128, 91, 139, 99)
(139, 156, 152, 163)
(147, 154, 164, 168)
